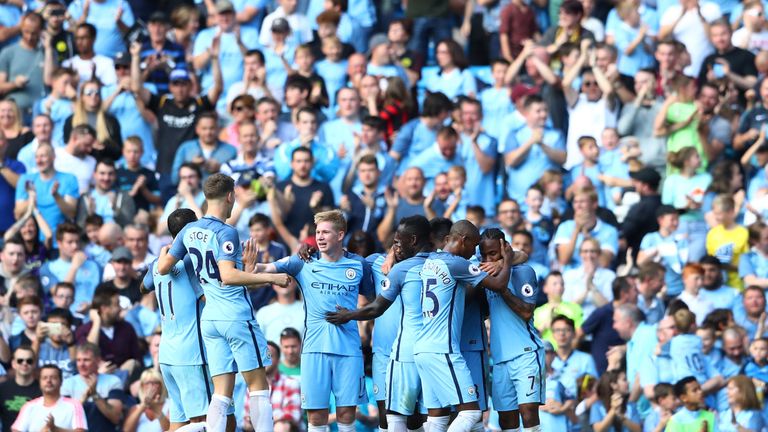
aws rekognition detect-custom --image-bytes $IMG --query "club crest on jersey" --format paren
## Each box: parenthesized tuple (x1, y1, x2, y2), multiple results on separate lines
(222, 241, 235, 254)
(345, 268, 356, 280)
(468, 386, 476, 396)
(522, 284, 534, 297)
(468, 264, 481, 275)
(381, 278, 390, 290)
(373, 384, 379, 395)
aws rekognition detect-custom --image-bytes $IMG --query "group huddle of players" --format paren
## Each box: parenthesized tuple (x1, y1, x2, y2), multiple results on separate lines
(143, 173, 545, 432)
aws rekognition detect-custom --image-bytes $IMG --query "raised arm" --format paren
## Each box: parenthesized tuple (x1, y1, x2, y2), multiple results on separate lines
(129, 42, 151, 104)
(218, 260, 290, 288)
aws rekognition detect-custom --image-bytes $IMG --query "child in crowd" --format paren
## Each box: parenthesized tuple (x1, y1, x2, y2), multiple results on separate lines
(444, 165, 468, 221)
(744, 337, 768, 384)
(116, 136, 161, 215)
(590, 369, 642, 432)
(644, 383, 678, 432)
(315, 36, 348, 108)
(706, 194, 750, 291)
(567, 136, 608, 207)
(465, 205, 486, 228)
(533, 271, 584, 345)
(292, 44, 329, 109)
(480, 58, 515, 141)
(524, 185, 554, 265)
(666, 377, 714, 432)
(539, 169, 567, 224)
(598, 128, 633, 209)
(613, 1, 655, 78)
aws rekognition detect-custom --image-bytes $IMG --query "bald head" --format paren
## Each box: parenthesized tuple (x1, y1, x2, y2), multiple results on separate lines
(98, 223, 124, 250)
(450, 220, 480, 241)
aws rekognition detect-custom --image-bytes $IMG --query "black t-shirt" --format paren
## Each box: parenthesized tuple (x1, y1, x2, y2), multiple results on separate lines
(97, 278, 143, 305)
(5, 131, 33, 160)
(116, 166, 159, 211)
(276, 179, 334, 237)
(50, 31, 76, 65)
(148, 94, 213, 175)
(0, 379, 41, 432)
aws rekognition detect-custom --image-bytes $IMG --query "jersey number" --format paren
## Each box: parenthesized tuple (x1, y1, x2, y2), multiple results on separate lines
(422, 278, 439, 319)
(189, 247, 221, 283)
(685, 353, 704, 373)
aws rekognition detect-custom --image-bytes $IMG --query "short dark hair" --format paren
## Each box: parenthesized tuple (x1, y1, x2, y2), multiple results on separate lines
(96, 158, 116, 171)
(285, 75, 312, 94)
(3, 235, 24, 252)
(55, 222, 81, 241)
(654, 383, 674, 402)
(46, 307, 73, 327)
(84, 214, 104, 227)
(429, 217, 452, 245)
(168, 208, 198, 238)
(699, 255, 722, 268)
(612, 276, 634, 300)
(178, 162, 202, 179)
(40, 364, 63, 380)
(551, 314, 575, 330)
(196, 111, 218, 126)
(76, 22, 97, 39)
(361, 115, 385, 132)
(511, 229, 533, 244)
(638, 262, 665, 281)
(248, 213, 271, 229)
(291, 146, 313, 161)
(523, 95, 545, 109)
(358, 153, 378, 168)
(296, 106, 317, 121)
(436, 126, 459, 140)
(17, 295, 42, 310)
(398, 215, 431, 246)
(203, 173, 235, 200)
(92, 287, 118, 310)
(245, 49, 265, 64)
(280, 327, 301, 342)
(422, 92, 452, 118)
(674, 376, 699, 398)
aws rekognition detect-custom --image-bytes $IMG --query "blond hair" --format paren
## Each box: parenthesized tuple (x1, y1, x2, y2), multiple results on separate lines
(314, 209, 347, 233)
(72, 80, 111, 145)
(137, 369, 167, 403)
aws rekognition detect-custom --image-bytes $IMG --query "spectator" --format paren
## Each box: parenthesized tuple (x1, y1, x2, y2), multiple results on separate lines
(551, 315, 598, 399)
(16, 114, 55, 173)
(562, 238, 616, 320)
(341, 153, 387, 241)
(11, 364, 87, 432)
(75, 159, 137, 226)
(115, 137, 161, 214)
(0, 237, 30, 294)
(259, 0, 312, 49)
(499, 0, 539, 61)
(41, 1, 75, 64)
(376, 167, 426, 243)
(554, 188, 619, 269)
(171, 112, 237, 184)
(0, 13, 44, 122)
(389, 91, 452, 167)
(60, 343, 124, 431)
(122, 369, 170, 432)
(542, 0, 595, 56)
(39, 223, 101, 315)
(256, 275, 303, 344)
(423, 39, 476, 99)
(699, 20, 758, 99)
(32, 307, 76, 380)
(274, 107, 338, 185)
(139, 11, 186, 95)
(53, 125, 97, 194)
(0, 100, 33, 161)
(740, 221, 768, 290)
(621, 167, 662, 255)
(578, 277, 637, 373)
(617, 69, 667, 170)
(96, 247, 142, 305)
(658, 0, 721, 75)
(706, 194, 749, 290)
(63, 80, 123, 163)
(246, 341, 301, 431)
(278, 327, 301, 380)
(734, 286, 767, 340)
(405, 126, 463, 190)
(534, 272, 584, 345)
(75, 287, 142, 377)
(130, 43, 222, 197)
(0, 346, 41, 432)
(10, 296, 42, 351)
(158, 163, 205, 234)
(61, 23, 118, 86)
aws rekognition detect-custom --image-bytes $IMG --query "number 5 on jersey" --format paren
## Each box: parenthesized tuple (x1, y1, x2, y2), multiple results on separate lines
(422, 278, 439, 319)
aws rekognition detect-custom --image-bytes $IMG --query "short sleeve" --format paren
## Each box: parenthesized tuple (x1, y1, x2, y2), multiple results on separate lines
(504, 130, 521, 154)
(215, 226, 241, 262)
(448, 256, 488, 288)
(168, 228, 188, 259)
(639, 356, 659, 387)
(60, 174, 79, 198)
(739, 253, 755, 277)
(381, 265, 404, 302)
(71, 399, 88, 429)
(273, 254, 304, 277)
(142, 262, 155, 290)
(511, 265, 539, 305)
(11, 401, 30, 431)
(14, 173, 29, 201)
(553, 221, 574, 245)
(589, 401, 606, 425)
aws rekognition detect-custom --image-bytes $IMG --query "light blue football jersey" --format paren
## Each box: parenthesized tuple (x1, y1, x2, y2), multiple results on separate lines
(461, 256, 487, 353)
(415, 252, 488, 354)
(169, 215, 256, 321)
(368, 253, 402, 357)
(274, 251, 374, 356)
(380, 252, 429, 362)
(143, 257, 206, 366)
(487, 265, 543, 363)
(670, 334, 713, 384)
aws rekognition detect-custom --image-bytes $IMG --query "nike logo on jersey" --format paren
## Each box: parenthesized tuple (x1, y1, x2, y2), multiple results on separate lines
(312, 269, 322, 273)
(525, 391, 537, 397)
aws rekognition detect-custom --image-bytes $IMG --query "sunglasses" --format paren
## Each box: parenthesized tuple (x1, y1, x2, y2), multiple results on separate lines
(15, 358, 34, 365)
(582, 81, 598, 87)
(83, 89, 99, 96)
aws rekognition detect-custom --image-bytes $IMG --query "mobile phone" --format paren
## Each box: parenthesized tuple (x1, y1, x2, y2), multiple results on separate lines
(41, 322, 62, 336)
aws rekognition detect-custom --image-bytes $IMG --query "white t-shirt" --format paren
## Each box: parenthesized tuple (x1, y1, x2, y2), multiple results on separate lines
(53, 148, 96, 194)
(256, 300, 306, 344)
(62, 55, 118, 87)
(12, 396, 88, 432)
(565, 94, 618, 169)
(660, 2, 722, 75)
(732, 27, 768, 53)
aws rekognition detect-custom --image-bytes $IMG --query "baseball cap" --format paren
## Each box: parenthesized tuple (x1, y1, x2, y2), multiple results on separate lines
(629, 167, 661, 190)
(271, 17, 291, 34)
(169, 68, 191, 82)
(215, 0, 235, 14)
(368, 33, 389, 54)
(111, 247, 133, 262)
(114, 51, 131, 67)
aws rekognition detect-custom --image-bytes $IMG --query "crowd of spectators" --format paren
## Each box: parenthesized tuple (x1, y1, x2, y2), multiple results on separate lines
(0, 0, 765, 430)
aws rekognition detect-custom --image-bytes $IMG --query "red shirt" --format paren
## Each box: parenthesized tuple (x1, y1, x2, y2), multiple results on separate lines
(500, 2, 539, 58)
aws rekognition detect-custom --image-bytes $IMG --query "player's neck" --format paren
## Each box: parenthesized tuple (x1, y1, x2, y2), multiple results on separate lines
(204, 204, 229, 222)
(320, 248, 344, 262)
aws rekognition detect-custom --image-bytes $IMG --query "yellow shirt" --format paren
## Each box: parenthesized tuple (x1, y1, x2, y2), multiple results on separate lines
(706, 224, 749, 290)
